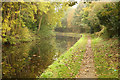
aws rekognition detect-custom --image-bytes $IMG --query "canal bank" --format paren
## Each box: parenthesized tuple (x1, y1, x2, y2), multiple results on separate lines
(40, 34, 88, 78)
(40, 34, 119, 78)
(2, 32, 80, 78)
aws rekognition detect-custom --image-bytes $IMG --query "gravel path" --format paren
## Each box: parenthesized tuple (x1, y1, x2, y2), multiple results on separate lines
(76, 36, 97, 78)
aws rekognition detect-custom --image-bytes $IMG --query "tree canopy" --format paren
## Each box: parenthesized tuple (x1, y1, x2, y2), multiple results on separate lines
(72, 2, 120, 38)
(1, 1, 72, 44)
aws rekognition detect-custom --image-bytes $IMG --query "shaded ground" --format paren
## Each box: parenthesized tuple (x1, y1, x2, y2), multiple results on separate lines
(76, 36, 97, 78)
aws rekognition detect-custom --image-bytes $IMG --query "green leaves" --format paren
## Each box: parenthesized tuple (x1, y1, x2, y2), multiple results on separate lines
(97, 2, 120, 37)
(73, 2, 119, 37)
(2, 2, 68, 44)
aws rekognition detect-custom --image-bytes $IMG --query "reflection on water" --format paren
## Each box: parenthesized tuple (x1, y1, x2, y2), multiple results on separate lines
(2, 34, 80, 78)
(56, 36, 79, 53)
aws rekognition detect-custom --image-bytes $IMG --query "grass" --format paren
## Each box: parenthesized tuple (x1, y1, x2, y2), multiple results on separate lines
(91, 34, 119, 78)
(39, 34, 88, 78)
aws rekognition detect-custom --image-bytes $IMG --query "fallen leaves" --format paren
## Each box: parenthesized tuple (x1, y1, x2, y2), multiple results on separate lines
(92, 37, 118, 78)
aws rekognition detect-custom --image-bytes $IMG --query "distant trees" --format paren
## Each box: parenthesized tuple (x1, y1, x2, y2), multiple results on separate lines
(72, 2, 88, 33)
(72, 2, 120, 38)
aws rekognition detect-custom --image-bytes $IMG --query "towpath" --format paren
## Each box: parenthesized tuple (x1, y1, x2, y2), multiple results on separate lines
(76, 36, 97, 78)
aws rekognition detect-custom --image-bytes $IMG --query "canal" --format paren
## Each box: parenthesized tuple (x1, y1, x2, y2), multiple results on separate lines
(2, 33, 80, 78)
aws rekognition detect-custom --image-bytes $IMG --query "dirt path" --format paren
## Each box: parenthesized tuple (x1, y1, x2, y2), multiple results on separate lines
(76, 36, 97, 78)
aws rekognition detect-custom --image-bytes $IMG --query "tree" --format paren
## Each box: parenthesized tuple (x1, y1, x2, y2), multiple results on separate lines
(97, 2, 120, 37)
(2, 1, 70, 44)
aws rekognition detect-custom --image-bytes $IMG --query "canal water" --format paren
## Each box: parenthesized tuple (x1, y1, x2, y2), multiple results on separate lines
(2, 33, 80, 78)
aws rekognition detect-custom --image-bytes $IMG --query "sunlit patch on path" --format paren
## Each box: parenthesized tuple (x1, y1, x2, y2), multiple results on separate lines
(76, 36, 97, 78)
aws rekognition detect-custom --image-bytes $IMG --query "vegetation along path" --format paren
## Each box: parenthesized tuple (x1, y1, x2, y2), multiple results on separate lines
(76, 36, 97, 78)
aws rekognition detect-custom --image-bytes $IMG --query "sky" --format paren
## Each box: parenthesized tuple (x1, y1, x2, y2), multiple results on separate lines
(72, 0, 80, 8)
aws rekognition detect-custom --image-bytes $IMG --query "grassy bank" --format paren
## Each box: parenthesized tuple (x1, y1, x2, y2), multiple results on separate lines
(91, 35, 119, 78)
(40, 34, 88, 78)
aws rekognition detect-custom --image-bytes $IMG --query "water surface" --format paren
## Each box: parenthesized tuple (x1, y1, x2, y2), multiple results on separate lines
(2, 33, 80, 78)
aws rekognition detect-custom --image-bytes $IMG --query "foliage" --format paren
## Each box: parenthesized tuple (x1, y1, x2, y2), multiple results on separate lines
(67, 8, 75, 27)
(73, 2, 120, 38)
(72, 2, 92, 33)
(80, 2, 104, 33)
(97, 2, 120, 38)
(2, 2, 70, 44)
(2, 2, 36, 44)
(58, 8, 72, 28)
(72, 2, 85, 26)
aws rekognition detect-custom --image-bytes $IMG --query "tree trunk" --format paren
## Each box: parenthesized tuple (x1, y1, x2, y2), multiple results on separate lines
(19, 2, 21, 28)
(7, 4, 11, 36)
(15, 13, 17, 29)
(38, 16, 43, 32)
